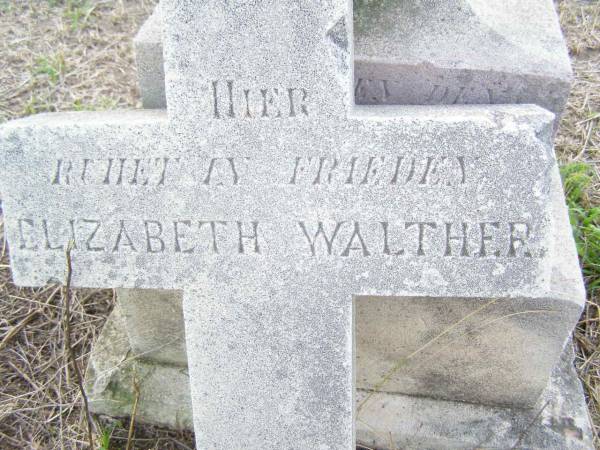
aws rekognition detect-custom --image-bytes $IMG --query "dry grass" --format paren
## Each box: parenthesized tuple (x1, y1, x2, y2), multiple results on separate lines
(0, 0, 152, 123)
(557, 1, 600, 165)
(557, 1, 600, 446)
(0, 0, 600, 448)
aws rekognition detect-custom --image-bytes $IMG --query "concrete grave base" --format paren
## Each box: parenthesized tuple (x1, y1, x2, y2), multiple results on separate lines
(85, 304, 193, 430)
(86, 306, 593, 449)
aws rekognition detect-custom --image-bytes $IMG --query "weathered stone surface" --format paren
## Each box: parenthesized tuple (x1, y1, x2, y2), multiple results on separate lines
(85, 304, 192, 430)
(86, 307, 593, 449)
(0, 102, 579, 446)
(104, 163, 587, 411)
(124, 0, 582, 414)
(117, 288, 185, 366)
(134, 5, 165, 109)
(356, 344, 594, 450)
(355, 0, 572, 124)
(134, 0, 572, 123)
(355, 167, 585, 408)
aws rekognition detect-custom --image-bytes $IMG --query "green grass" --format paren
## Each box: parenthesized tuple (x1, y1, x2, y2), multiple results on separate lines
(45, 0, 94, 30)
(97, 420, 123, 450)
(0, 0, 11, 13)
(33, 54, 66, 85)
(22, 95, 54, 116)
(561, 162, 600, 293)
(65, 0, 93, 30)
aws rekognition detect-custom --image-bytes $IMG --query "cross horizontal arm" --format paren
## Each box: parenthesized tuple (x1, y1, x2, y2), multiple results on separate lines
(1, 106, 556, 299)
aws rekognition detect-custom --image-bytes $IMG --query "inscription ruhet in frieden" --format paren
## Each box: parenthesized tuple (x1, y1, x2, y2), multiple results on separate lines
(0, 0, 560, 448)
(49, 154, 467, 186)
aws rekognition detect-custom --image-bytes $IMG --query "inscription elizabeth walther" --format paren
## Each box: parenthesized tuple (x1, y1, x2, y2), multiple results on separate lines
(17, 218, 534, 258)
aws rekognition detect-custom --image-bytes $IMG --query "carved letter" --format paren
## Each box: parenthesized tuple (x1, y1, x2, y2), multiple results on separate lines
(381, 222, 404, 256)
(144, 220, 165, 253)
(157, 157, 176, 186)
(18, 219, 37, 250)
(42, 220, 63, 250)
(444, 222, 469, 256)
(261, 88, 282, 118)
(341, 222, 370, 257)
(237, 221, 260, 254)
(289, 157, 306, 184)
(479, 222, 500, 257)
(113, 220, 137, 252)
(103, 159, 114, 185)
(457, 156, 466, 184)
(51, 159, 72, 185)
(81, 219, 105, 252)
(508, 222, 532, 257)
(288, 88, 308, 117)
(360, 156, 384, 185)
(198, 221, 227, 253)
(298, 221, 345, 256)
(405, 222, 437, 256)
(174, 220, 195, 253)
(212, 81, 220, 119)
(389, 156, 405, 185)
(81, 158, 91, 184)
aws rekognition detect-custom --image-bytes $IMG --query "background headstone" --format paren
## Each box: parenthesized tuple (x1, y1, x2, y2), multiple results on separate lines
(355, 0, 572, 128)
(134, 0, 573, 129)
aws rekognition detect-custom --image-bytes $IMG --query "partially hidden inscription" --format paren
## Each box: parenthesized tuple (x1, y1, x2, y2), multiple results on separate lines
(355, 77, 527, 105)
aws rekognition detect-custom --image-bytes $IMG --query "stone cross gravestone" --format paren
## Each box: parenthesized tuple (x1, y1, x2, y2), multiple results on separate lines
(0, 1, 584, 449)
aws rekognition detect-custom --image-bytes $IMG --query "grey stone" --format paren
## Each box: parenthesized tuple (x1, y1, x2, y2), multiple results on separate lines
(134, 0, 572, 124)
(85, 303, 192, 430)
(86, 307, 593, 449)
(0, 0, 584, 448)
(0, 104, 582, 449)
(356, 344, 594, 450)
(354, 0, 572, 126)
(133, 5, 166, 109)
(355, 167, 585, 407)
(0, 107, 576, 378)
(117, 288, 185, 366)
(122, 0, 580, 411)
(112, 167, 585, 409)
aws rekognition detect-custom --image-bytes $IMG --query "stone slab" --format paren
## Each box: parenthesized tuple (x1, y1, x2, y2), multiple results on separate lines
(0, 107, 560, 294)
(355, 168, 585, 406)
(120, 0, 582, 420)
(0, 105, 582, 412)
(86, 306, 594, 449)
(134, 1, 572, 124)
(85, 303, 192, 430)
